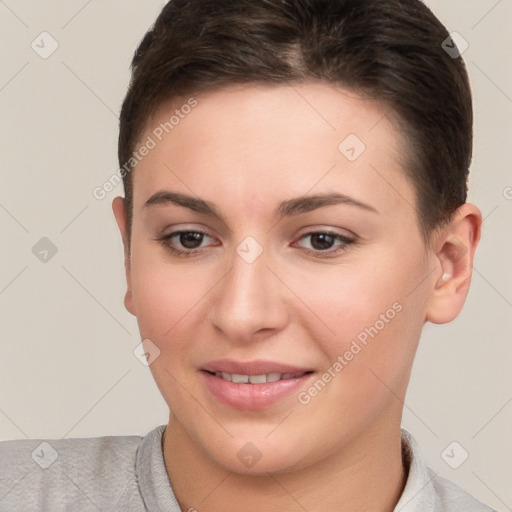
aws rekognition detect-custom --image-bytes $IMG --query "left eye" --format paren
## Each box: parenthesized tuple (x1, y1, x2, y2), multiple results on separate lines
(295, 231, 354, 254)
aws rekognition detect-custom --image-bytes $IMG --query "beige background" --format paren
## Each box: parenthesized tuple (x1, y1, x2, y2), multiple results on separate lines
(1, 0, 511, 510)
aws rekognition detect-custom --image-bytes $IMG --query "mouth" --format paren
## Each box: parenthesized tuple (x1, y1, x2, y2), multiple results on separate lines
(204, 370, 312, 384)
(199, 360, 315, 410)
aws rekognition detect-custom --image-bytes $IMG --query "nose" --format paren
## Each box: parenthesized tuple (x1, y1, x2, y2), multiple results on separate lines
(209, 242, 289, 344)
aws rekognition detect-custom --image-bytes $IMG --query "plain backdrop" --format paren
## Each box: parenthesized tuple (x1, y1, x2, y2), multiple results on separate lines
(0, 0, 511, 510)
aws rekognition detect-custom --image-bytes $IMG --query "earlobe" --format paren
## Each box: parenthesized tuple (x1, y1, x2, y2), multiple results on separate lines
(123, 289, 136, 317)
(112, 196, 136, 317)
(426, 204, 482, 324)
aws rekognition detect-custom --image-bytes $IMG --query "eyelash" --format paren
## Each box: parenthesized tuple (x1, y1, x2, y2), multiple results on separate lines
(156, 230, 356, 258)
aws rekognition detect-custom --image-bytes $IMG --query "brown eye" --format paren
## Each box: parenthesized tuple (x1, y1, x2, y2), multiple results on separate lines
(296, 231, 355, 256)
(178, 232, 205, 249)
(309, 233, 336, 251)
(158, 230, 216, 257)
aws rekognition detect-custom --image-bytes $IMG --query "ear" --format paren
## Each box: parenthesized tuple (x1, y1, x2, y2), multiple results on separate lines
(112, 196, 136, 317)
(426, 203, 482, 324)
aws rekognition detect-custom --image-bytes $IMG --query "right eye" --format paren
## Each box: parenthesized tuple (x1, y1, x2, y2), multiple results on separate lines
(157, 230, 218, 257)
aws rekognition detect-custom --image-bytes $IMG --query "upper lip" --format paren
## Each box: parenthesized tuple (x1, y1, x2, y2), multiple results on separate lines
(201, 359, 313, 375)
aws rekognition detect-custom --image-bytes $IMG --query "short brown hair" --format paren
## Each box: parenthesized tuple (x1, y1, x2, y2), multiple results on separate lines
(118, 0, 472, 242)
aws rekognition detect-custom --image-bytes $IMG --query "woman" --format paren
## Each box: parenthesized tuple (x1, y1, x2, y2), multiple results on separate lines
(0, 0, 497, 510)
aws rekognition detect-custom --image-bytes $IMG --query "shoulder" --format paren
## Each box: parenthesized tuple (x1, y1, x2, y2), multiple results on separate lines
(0, 431, 148, 511)
(429, 469, 497, 512)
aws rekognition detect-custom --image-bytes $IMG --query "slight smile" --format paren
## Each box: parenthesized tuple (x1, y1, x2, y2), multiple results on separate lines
(200, 359, 315, 410)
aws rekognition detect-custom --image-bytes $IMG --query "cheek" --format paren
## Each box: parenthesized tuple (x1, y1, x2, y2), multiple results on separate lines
(288, 253, 421, 344)
(128, 249, 216, 403)
(128, 239, 200, 335)
(287, 249, 426, 398)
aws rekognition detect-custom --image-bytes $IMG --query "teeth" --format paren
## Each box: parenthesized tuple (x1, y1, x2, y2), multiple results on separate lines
(248, 374, 266, 384)
(213, 371, 305, 383)
(231, 373, 249, 383)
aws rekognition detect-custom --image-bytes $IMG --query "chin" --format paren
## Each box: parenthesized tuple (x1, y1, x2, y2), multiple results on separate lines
(202, 433, 319, 476)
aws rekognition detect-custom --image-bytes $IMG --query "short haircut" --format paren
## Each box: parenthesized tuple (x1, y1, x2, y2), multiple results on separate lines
(118, 0, 472, 243)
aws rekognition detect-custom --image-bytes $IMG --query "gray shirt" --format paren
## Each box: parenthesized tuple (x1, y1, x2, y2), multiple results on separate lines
(0, 426, 496, 511)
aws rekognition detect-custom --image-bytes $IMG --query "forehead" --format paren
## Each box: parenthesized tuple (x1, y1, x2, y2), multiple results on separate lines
(132, 82, 414, 222)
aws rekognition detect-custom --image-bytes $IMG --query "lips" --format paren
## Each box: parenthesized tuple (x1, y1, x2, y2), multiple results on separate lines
(200, 359, 315, 410)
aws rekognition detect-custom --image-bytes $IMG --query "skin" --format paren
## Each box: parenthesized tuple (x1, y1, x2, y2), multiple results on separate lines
(112, 81, 481, 511)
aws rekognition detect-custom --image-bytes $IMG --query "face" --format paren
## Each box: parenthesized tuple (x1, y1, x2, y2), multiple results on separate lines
(115, 82, 437, 474)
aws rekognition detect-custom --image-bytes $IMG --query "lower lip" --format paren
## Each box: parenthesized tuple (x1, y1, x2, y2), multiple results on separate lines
(200, 371, 313, 410)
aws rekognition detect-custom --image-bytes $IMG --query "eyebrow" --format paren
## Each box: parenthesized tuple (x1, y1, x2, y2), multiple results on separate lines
(143, 190, 378, 220)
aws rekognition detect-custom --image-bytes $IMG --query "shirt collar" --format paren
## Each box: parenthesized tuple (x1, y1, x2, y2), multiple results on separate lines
(136, 424, 181, 512)
(394, 428, 440, 511)
(136, 425, 439, 511)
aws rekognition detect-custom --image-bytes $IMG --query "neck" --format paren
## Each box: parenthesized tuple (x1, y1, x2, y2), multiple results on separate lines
(163, 415, 407, 512)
